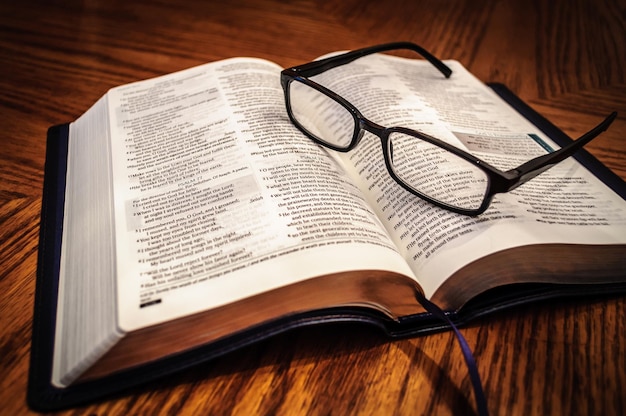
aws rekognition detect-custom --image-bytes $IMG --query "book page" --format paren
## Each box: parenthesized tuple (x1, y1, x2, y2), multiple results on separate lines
(307, 54, 626, 298)
(107, 58, 414, 331)
(53, 96, 124, 387)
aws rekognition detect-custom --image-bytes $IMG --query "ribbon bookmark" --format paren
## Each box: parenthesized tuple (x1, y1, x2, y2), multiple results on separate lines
(415, 293, 489, 416)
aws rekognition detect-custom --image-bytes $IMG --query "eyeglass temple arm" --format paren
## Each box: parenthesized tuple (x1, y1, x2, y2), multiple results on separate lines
(503, 112, 618, 191)
(289, 42, 452, 79)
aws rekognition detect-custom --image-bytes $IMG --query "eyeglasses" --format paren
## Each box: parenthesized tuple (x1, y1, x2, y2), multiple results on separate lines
(280, 42, 617, 216)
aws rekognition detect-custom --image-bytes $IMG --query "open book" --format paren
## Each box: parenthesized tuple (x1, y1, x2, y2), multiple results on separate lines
(29, 51, 626, 410)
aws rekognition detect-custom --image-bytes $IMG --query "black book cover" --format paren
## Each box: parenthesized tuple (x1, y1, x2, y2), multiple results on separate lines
(27, 84, 626, 411)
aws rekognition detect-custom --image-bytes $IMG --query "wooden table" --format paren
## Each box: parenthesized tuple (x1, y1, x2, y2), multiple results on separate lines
(1, 0, 624, 414)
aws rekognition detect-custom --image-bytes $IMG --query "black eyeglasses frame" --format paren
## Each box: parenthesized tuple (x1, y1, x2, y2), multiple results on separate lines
(280, 42, 617, 216)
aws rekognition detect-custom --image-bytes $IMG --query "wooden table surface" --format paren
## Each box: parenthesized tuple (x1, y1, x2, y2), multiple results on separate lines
(1, 0, 624, 414)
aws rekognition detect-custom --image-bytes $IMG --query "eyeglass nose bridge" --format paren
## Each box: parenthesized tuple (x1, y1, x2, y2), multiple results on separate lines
(357, 117, 387, 142)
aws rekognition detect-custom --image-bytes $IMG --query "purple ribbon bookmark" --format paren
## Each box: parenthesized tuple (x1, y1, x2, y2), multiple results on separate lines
(415, 293, 489, 416)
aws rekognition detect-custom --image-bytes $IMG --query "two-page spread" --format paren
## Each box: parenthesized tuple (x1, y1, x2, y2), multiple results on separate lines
(30, 49, 626, 410)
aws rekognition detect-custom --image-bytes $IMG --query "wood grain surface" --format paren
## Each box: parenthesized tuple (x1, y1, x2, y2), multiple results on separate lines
(1, 0, 624, 414)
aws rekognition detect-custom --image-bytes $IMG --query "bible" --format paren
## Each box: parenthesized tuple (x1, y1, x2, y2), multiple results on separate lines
(29, 46, 626, 411)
